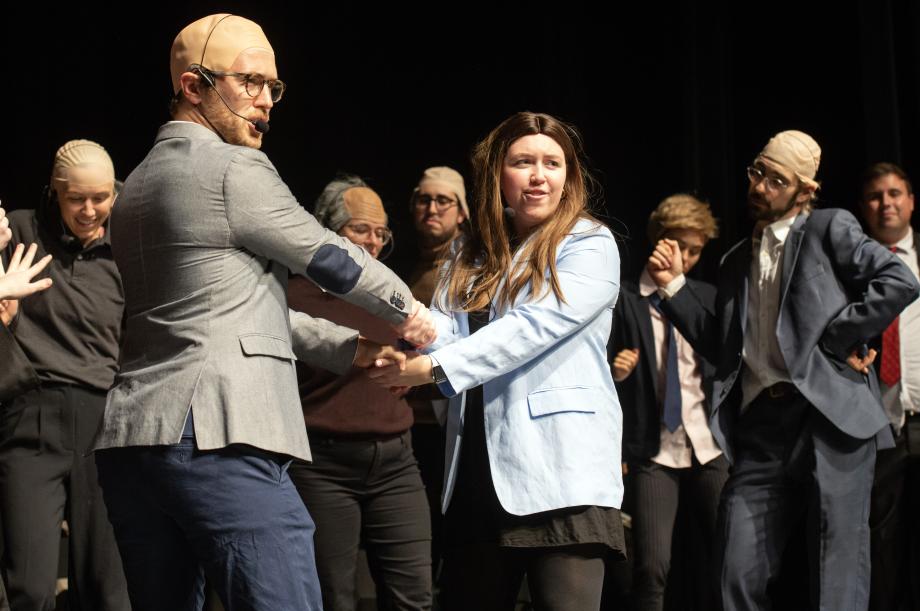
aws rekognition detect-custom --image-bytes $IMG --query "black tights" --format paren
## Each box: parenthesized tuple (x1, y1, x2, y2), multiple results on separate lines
(439, 543, 607, 611)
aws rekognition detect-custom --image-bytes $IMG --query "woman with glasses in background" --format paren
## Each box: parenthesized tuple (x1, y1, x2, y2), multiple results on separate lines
(286, 175, 432, 611)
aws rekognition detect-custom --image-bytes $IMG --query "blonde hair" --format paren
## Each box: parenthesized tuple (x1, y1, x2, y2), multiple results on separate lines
(646, 194, 719, 244)
(439, 112, 601, 312)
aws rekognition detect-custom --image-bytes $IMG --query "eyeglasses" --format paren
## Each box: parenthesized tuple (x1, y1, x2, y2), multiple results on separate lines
(343, 223, 393, 245)
(746, 165, 792, 192)
(200, 67, 287, 103)
(414, 194, 457, 210)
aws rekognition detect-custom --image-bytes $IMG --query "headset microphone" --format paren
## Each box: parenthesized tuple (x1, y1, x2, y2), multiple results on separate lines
(196, 67, 270, 134)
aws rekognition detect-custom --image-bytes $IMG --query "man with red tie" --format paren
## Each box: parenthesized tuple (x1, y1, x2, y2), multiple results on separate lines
(860, 162, 920, 611)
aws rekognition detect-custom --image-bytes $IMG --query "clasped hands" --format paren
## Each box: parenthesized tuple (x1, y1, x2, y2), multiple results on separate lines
(351, 299, 438, 393)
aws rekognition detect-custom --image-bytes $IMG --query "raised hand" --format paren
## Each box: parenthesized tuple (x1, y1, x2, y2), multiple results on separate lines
(0, 243, 53, 306)
(647, 239, 684, 288)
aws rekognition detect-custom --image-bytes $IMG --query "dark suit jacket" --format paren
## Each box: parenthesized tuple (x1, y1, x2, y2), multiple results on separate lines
(662, 209, 920, 463)
(610, 277, 716, 462)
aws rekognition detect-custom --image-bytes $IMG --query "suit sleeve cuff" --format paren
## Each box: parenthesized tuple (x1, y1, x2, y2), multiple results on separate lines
(428, 355, 456, 397)
(657, 274, 687, 300)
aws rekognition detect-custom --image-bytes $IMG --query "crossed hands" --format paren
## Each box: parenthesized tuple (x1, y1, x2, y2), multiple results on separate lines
(350, 298, 438, 394)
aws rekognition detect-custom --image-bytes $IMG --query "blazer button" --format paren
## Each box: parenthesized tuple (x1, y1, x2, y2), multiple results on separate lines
(390, 292, 406, 310)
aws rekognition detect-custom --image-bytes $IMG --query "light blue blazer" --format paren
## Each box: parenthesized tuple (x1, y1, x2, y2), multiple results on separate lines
(428, 218, 623, 516)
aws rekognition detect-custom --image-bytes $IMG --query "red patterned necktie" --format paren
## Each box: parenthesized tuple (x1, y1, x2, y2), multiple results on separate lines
(880, 246, 901, 387)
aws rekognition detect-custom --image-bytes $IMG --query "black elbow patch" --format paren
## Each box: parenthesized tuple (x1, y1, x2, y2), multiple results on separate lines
(306, 244, 362, 294)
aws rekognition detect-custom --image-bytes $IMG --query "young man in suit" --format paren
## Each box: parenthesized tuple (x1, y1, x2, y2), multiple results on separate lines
(93, 14, 436, 611)
(860, 162, 920, 611)
(611, 194, 727, 611)
(648, 131, 919, 611)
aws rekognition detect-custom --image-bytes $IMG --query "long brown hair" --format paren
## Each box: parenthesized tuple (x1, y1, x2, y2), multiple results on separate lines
(440, 111, 600, 312)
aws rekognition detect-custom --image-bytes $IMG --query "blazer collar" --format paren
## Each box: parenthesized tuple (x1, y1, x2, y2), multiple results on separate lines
(779, 212, 810, 306)
(155, 121, 223, 144)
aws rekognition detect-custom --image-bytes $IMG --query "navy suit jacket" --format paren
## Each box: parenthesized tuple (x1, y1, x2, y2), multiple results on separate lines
(610, 277, 716, 462)
(662, 209, 920, 463)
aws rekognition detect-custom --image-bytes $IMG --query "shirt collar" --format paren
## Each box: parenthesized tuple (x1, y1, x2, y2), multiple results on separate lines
(763, 213, 799, 245)
(752, 211, 804, 250)
(891, 227, 915, 255)
(639, 268, 659, 297)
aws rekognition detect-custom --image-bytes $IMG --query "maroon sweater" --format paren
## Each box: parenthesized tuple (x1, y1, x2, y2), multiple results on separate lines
(287, 276, 413, 436)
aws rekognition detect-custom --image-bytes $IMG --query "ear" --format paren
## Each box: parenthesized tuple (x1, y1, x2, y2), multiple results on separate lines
(179, 71, 206, 105)
(795, 186, 815, 205)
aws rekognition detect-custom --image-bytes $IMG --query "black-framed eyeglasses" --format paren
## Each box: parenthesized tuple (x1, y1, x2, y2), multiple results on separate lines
(414, 194, 457, 210)
(343, 223, 393, 245)
(199, 67, 286, 103)
(746, 165, 792, 192)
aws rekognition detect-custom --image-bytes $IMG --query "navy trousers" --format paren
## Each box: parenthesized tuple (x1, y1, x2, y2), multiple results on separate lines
(718, 392, 876, 611)
(96, 417, 323, 611)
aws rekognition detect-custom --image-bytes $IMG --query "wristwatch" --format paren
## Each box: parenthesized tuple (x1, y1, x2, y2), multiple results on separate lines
(430, 357, 448, 385)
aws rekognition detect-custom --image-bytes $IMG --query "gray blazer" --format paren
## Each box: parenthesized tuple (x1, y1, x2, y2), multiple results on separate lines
(95, 122, 413, 460)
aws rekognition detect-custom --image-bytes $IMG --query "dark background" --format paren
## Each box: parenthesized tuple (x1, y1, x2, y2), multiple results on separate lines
(4, 0, 920, 280)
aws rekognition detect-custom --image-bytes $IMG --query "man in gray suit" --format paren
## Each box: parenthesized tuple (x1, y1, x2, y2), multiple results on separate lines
(93, 14, 435, 611)
(647, 131, 920, 610)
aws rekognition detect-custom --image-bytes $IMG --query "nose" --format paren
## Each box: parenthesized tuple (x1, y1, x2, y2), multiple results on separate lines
(81, 200, 95, 216)
(255, 84, 274, 109)
(530, 164, 546, 183)
(365, 239, 381, 257)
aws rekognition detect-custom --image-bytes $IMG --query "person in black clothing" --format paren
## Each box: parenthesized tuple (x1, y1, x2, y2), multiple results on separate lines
(0, 140, 129, 611)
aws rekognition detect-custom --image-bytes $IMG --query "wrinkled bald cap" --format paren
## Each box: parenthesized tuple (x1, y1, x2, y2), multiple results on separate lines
(343, 187, 387, 225)
(314, 178, 385, 232)
(170, 14, 273, 94)
(416, 166, 469, 218)
(51, 140, 115, 185)
(758, 130, 822, 190)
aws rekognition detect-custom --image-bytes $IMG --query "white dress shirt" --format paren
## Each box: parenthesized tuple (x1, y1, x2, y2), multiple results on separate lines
(879, 227, 920, 428)
(740, 215, 799, 409)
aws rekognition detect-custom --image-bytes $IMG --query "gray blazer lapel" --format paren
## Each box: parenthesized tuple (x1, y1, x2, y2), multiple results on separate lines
(732, 241, 752, 334)
(779, 213, 808, 308)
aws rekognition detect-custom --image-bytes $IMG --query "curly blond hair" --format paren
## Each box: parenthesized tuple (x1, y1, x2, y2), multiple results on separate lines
(646, 194, 719, 244)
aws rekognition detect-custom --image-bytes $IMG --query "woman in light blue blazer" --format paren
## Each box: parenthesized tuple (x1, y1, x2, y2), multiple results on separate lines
(370, 111, 623, 611)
